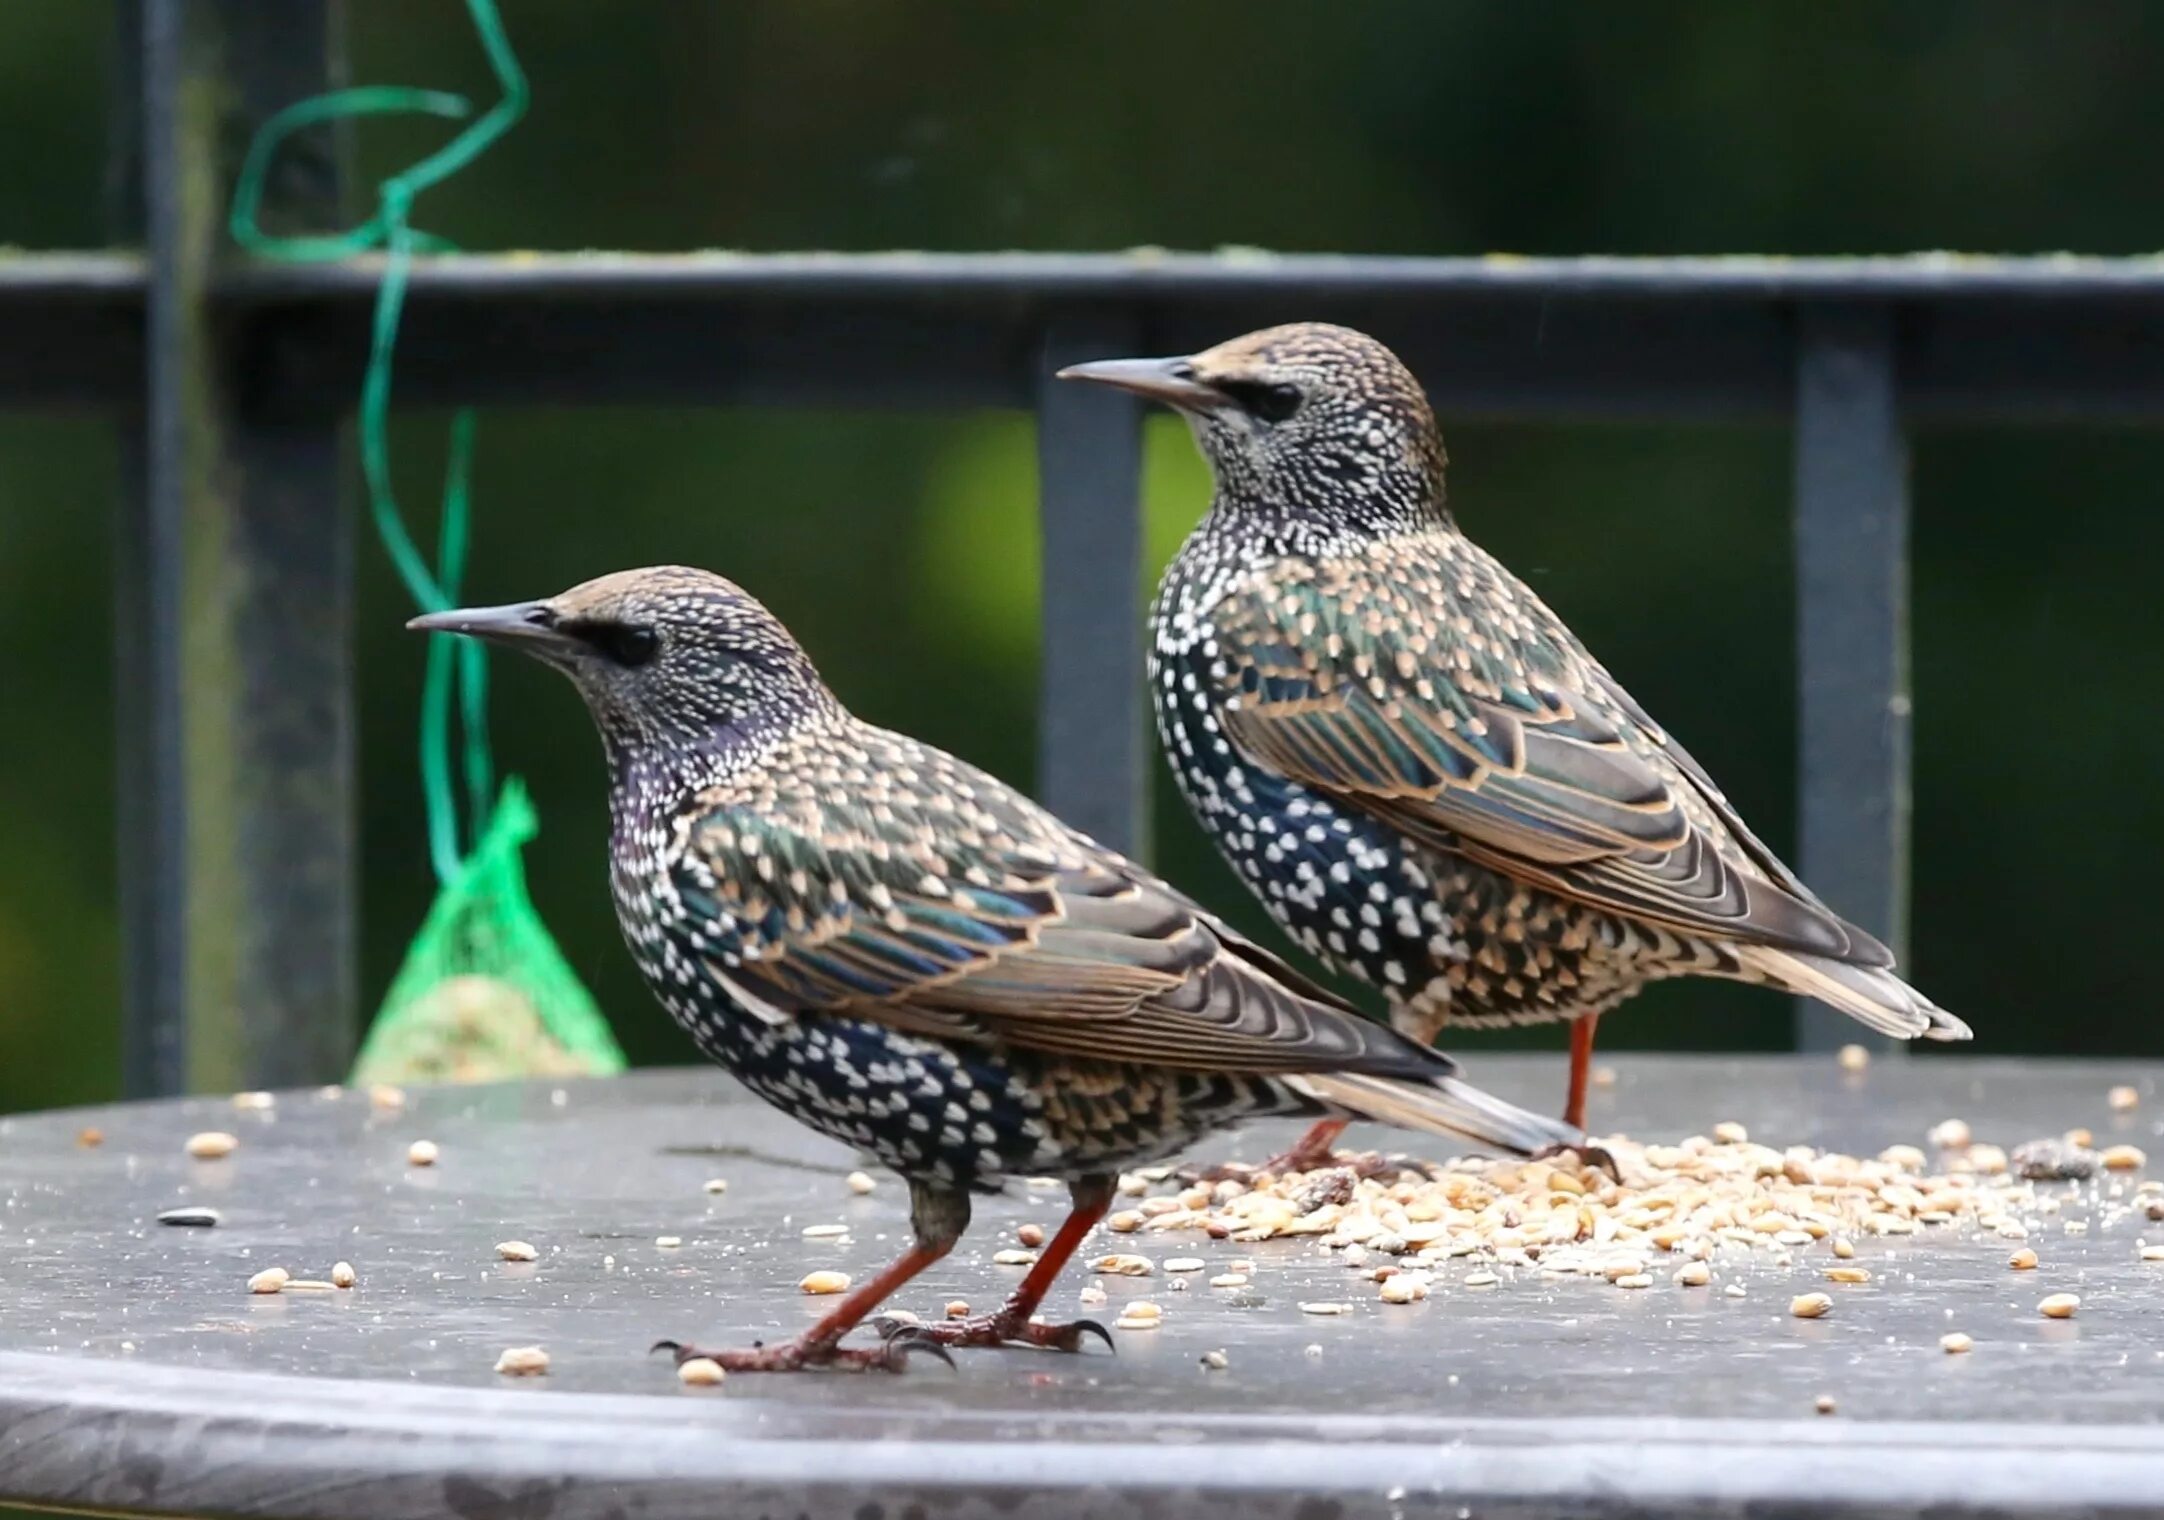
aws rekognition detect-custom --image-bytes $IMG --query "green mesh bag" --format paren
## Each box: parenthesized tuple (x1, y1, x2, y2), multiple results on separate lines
(352, 779, 624, 1085)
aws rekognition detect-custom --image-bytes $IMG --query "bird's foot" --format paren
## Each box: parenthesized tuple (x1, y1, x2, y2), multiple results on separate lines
(651, 1330, 954, 1374)
(1531, 1140, 1621, 1184)
(871, 1309, 1114, 1355)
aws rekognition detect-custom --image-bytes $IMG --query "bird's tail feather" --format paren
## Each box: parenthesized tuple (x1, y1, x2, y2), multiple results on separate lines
(1289, 1071, 1580, 1157)
(1736, 947, 1971, 1042)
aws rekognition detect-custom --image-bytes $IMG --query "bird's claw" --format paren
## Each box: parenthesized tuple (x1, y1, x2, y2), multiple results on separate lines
(872, 1322, 958, 1370)
(875, 1308, 1116, 1355)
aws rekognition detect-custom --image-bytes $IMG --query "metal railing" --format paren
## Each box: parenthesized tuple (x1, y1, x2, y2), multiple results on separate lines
(17, 3, 2164, 1093)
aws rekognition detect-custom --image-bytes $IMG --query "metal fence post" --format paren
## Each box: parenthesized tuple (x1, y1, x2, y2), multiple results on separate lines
(1034, 315, 1149, 859)
(1792, 304, 1912, 1052)
(112, 0, 355, 1095)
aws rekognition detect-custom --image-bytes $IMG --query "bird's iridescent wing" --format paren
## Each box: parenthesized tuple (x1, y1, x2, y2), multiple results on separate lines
(668, 732, 1445, 1078)
(1207, 541, 1884, 963)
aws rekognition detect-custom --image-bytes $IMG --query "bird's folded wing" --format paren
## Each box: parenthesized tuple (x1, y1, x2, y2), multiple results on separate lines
(669, 794, 1443, 1078)
(1207, 557, 1887, 964)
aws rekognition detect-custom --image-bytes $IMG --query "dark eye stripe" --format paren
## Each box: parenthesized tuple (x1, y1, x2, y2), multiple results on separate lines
(1216, 379, 1302, 424)
(563, 619, 660, 667)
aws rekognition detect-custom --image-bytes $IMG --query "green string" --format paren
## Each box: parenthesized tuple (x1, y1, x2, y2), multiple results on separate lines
(230, 0, 529, 883)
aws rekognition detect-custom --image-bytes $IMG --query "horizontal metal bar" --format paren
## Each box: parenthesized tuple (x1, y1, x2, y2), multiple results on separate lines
(13, 249, 2164, 418)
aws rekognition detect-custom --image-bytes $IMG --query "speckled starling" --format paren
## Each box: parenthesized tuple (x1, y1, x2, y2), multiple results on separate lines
(410, 566, 1577, 1373)
(1062, 323, 1970, 1159)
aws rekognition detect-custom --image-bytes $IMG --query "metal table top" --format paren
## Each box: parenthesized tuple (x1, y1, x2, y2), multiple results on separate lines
(1, 1055, 2159, 1519)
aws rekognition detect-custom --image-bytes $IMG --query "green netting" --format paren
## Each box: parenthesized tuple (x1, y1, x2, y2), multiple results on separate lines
(351, 781, 619, 1084)
(232, 0, 625, 1084)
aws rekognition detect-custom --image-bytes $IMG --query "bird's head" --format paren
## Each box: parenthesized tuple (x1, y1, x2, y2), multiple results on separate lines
(1059, 322, 1446, 532)
(408, 566, 840, 770)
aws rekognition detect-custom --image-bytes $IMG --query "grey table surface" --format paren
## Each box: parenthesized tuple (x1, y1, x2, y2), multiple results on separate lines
(0, 1055, 2160, 1520)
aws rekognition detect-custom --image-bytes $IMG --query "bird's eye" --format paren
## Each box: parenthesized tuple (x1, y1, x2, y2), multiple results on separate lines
(1217, 379, 1303, 424)
(594, 624, 660, 667)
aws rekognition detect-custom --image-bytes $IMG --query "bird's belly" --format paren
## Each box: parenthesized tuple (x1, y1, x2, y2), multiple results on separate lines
(638, 961, 1301, 1186)
(1155, 687, 1651, 1029)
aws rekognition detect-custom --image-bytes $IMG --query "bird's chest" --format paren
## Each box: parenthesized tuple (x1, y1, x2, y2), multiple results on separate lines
(1150, 620, 1460, 1001)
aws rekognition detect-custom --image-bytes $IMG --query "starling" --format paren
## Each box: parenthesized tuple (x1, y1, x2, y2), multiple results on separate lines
(1062, 323, 1970, 1161)
(410, 567, 1576, 1373)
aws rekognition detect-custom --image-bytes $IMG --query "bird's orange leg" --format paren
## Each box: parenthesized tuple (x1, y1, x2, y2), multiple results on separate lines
(1563, 1012, 1601, 1132)
(1180, 1117, 1392, 1183)
(878, 1177, 1116, 1353)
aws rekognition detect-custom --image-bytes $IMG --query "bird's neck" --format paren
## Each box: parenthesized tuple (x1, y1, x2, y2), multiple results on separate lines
(597, 699, 842, 856)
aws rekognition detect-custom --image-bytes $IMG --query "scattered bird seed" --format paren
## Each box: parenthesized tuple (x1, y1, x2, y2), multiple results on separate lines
(1826, 1267, 1871, 1284)
(186, 1131, 238, 1160)
(1724, 1284, 1748, 1299)
(2013, 1138, 2095, 1181)
(494, 1345, 549, 1376)
(1114, 1314, 1161, 1332)
(2109, 1085, 2140, 1112)
(1790, 1293, 1833, 1319)
(77, 1127, 104, 1147)
(678, 1357, 726, 1386)
(157, 1206, 220, 1228)
(944, 1299, 971, 1318)
(1122, 1299, 1163, 1322)
(1209, 1273, 1249, 1289)
(800, 1224, 849, 1239)
(1017, 1223, 1046, 1248)
(406, 1140, 439, 1167)
(1106, 1210, 1143, 1233)
(1464, 1271, 1499, 1288)
(1831, 1237, 1855, 1259)
(1941, 1332, 1974, 1354)
(1674, 1262, 1711, 1288)
(2100, 1144, 2146, 1171)
(992, 1249, 1039, 1266)
(1836, 1044, 1870, 1073)
(2039, 1293, 2080, 1320)
(1379, 1274, 1430, 1303)
(702, 1177, 729, 1195)
(284, 1279, 336, 1291)
(1201, 1349, 1229, 1370)
(2068, 1127, 2095, 1148)
(2148, 1200, 2164, 1224)
(1614, 1273, 1653, 1290)
(798, 1271, 851, 1295)
(2137, 1245, 2164, 1263)
(1929, 1119, 1972, 1150)
(1712, 1121, 1749, 1145)
(1164, 1257, 1207, 1273)
(1095, 1253, 1154, 1276)
(369, 1084, 408, 1110)
(2009, 1248, 2039, 1270)
(231, 1091, 276, 1111)
(1814, 1395, 1837, 1415)
(331, 1261, 357, 1289)
(1078, 1286, 1107, 1307)
(496, 1240, 538, 1262)
(1300, 1301, 1353, 1316)
(247, 1267, 289, 1295)
(655, 1236, 683, 1249)
(845, 1170, 876, 1194)
(1591, 1066, 1618, 1088)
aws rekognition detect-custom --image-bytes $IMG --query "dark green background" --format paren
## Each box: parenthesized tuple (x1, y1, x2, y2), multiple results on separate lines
(4, 2, 2160, 1116)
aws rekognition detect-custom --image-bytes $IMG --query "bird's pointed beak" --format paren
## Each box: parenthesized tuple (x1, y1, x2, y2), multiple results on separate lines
(1055, 355, 1225, 413)
(405, 601, 571, 655)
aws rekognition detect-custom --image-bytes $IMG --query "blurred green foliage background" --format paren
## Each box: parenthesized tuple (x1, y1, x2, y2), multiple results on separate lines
(3, 2, 2161, 1115)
